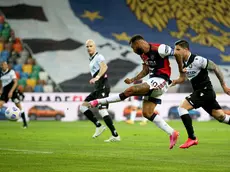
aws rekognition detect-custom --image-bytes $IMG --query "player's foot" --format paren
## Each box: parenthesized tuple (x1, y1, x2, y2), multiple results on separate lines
(104, 135, 121, 142)
(125, 120, 134, 124)
(23, 125, 28, 129)
(169, 130, 179, 149)
(89, 99, 99, 108)
(139, 121, 147, 126)
(179, 138, 198, 149)
(92, 125, 106, 138)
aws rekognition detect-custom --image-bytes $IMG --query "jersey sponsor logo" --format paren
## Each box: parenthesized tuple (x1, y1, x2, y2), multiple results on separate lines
(186, 70, 197, 78)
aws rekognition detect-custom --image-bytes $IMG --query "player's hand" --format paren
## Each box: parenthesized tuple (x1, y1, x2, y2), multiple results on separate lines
(8, 91, 13, 98)
(222, 84, 230, 96)
(124, 78, 134, 84)
(169, 80, 177, 87)
(182, 68, 187, 73)
(89, 77, 99, 84)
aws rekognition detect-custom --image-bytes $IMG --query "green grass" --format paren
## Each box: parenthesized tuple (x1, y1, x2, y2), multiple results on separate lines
(0, 120, 229, 172)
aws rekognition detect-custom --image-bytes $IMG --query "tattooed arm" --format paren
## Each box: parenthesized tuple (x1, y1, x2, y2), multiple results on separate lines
(207, 60, 230, 95)
(207, 60, 225, 86)
(124, 64, 149, 84)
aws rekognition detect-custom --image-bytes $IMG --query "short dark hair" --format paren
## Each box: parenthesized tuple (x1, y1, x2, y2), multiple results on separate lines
(129, 34, 144, 45)
(174, 40, 189, 49)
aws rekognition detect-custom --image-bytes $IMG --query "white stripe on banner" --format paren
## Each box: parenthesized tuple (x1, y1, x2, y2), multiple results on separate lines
(0, 148, 53, 154)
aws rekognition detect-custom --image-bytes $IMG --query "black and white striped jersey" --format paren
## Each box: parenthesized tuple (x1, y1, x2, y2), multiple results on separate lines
(183, 53, 212, 90)
(0, 69, 17, 88)
(89, 52, 106, 77)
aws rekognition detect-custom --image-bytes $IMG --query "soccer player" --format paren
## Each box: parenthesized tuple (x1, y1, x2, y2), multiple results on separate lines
(171, 40, 230, 149)
(0, 61, 27, 128)
(89, 35, 179, 149)
(79, 39, 120, 142)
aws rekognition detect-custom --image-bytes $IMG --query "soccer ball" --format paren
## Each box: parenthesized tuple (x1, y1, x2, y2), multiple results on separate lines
(5, 106, 21, 121)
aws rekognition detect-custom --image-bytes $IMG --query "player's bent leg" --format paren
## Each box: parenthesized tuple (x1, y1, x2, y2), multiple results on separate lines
(80, 102, 105, 138)
(212, 109, 230, 125)
(178, 99, 198, 149)
(142, 100, 179, 149)
(98, 108, 120, 142)
(89, 83, 150, 107)
(15, 102, 28, 128)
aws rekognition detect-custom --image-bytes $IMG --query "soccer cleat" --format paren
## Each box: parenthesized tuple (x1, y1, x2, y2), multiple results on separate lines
(104, 135, 121, 142)
(179, 138, 198, 149)
(89, 100, 99, 108)
(92, 125, 106, 138)
(125, 120, 134, 124)
(169, 130, 179, 149)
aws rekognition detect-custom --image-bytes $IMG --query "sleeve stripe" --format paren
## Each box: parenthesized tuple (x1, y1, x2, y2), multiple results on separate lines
(205, 59, 209, 69)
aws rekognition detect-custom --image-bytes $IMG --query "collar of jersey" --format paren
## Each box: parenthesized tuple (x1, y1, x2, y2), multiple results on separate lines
(184, 53, 192, 65)
(89, 52, 98, 61)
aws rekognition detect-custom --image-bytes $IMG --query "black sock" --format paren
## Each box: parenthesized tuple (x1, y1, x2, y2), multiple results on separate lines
(146, 113, 157, 121)
(21, 112, 27, 127)
(84, 109, 101, 127)
(103, 115, 118, 137)
(119, 92, 128, 100)
(180, 114, 196, 140)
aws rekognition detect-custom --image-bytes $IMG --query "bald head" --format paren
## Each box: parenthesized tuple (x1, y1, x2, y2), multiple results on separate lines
(86, 39, 96, 56)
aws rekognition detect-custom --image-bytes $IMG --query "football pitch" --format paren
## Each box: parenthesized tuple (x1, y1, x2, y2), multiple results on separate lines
(0, 120, 229, 172)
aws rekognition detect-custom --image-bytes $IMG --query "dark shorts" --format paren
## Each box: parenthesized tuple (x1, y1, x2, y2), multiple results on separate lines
(0, 88, 22, 103)
(186, 87, 221, 115)
(85, 78, 110, 109)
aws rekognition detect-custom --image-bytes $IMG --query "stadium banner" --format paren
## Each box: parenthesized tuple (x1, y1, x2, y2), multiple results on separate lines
(14, 93, 230, 122)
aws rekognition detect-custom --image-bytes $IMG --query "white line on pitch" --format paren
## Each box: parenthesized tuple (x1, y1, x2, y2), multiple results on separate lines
(0, 148, 53, 154)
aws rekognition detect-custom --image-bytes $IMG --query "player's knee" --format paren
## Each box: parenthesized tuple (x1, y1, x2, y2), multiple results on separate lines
(79, 103, 89, 113)
(177, 106, 189, 116)
(124, 87, 134, 97)
(142, 110, 152, 118)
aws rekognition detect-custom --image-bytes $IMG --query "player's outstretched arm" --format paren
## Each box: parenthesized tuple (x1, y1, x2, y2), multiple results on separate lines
(124, 64, 149, 84)
(207, 60, 230, 95)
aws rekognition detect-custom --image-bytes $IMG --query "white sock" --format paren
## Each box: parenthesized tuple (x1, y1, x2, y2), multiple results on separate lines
(98, 109, 109, 118)
(97, 94, 122, 104)
(152, 115, 174, 135)
(223, 115, 230, 124)
(130, 111, 136, 122)
(79, 105, 89, 113)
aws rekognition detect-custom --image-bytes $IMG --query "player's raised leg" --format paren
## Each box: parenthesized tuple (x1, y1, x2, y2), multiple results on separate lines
(89, 82, 150, 107)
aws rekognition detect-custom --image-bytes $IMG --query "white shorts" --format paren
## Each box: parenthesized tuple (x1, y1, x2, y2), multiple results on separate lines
(143, 77, 169, 104)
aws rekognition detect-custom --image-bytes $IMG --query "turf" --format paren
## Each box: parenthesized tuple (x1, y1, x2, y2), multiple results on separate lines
(0, 120, 229, 172)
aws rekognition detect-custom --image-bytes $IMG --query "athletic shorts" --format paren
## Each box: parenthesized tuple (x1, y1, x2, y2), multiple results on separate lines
(143, 77, 169, 104)
(0, 88, 22, 103)
(85, 78, 110, 109)
(186, 86, 221, 115)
